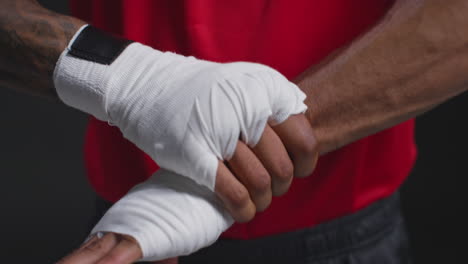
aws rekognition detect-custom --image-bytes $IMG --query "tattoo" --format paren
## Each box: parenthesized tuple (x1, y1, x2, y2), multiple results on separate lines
(0, 0, 85, 99)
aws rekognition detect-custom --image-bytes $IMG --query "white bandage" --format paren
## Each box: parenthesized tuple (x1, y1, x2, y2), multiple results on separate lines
(89, 170, 234, 262)
(54, 28, 307, 190)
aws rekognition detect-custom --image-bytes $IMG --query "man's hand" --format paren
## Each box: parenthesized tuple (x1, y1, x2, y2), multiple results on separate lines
(62, 169, 235, 262)
(215, 115, 317, 221)
(57, 233, 148, 264)
(0, 1, 318, 223)
(58, 149, 318, 262)
(54, 26, 318, 222)
(58, 233, 177, 264)
(57, 116, 318, 263)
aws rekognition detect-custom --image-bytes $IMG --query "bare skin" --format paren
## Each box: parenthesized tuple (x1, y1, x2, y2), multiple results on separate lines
(2, 0, 468, 263)
(0, 0, 84, 98)
(297, 0, 468, 153)
(0, 0, 317, 220)
(1, 1, 316, 263)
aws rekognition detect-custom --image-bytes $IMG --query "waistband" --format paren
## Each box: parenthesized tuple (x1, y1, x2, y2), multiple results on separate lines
(181, 191, 402, 263)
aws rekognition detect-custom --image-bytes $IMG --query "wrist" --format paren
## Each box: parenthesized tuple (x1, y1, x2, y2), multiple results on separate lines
(53, 25, 137, 121)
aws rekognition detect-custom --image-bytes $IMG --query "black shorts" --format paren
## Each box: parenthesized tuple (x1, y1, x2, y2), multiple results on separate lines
(92, 191, 411, 264)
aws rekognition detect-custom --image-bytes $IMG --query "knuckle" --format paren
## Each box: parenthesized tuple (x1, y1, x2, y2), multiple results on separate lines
(249, 171, 271, 194)
(297, 136, 318, 157)
(275, 158, 294, 182)
(229, 185, 251, 210)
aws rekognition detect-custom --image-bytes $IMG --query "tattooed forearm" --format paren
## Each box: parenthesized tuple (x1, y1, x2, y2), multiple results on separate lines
(0, 0, 85, 99)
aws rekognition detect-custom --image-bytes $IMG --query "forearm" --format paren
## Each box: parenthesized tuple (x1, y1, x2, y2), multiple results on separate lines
(0, 0, 84, 99)
(297, 0, 468, 153)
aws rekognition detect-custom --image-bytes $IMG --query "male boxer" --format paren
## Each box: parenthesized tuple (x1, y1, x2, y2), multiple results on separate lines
(1, 0, 468, 263)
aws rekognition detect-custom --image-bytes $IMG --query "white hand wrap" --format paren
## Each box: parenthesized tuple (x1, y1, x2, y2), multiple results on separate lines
(56, 27, 308, 261)
(90, 170, 234, 262)
(54, 25, 307, 190)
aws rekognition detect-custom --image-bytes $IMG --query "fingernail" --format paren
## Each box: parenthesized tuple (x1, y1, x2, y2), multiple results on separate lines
(80, 235, 98, 249)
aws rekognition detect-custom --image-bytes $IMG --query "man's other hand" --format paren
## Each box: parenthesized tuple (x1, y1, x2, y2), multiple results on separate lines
(57, 233, 175, 264)
(215, 114, 318, 222)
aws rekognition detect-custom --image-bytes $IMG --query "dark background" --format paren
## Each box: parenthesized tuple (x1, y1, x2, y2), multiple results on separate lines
(1, 1, 467, 263)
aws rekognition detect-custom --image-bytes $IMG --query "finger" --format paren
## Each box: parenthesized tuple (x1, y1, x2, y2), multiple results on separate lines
(272, 114, 319, 178)
(251, 125, 293, 196)
(57, 233, 119, 264)
(96, 234, 142, 264)
(215, 160, 256, 222)
(79, 234, 101, 249)
(227, 141, 272, 212)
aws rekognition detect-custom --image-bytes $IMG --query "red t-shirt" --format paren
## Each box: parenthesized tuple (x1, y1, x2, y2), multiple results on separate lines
(70, 0, 416, 239)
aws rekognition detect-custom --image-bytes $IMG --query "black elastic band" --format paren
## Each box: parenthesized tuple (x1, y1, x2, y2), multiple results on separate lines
(68, 25, 133, 65)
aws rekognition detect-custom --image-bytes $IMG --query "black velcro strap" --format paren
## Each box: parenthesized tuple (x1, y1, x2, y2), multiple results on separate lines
(68, 26, 133, 65)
